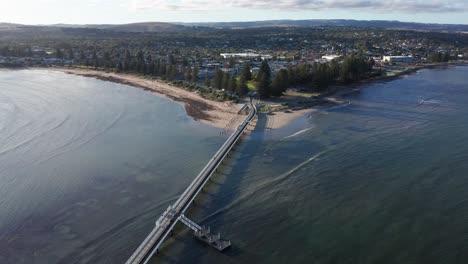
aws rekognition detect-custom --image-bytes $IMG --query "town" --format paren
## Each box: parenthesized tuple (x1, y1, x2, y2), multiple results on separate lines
(1, 24, 467, 100)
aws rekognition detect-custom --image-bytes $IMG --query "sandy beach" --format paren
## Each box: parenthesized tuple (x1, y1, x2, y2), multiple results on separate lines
(53, 68, 243, 129)
(50, 61, 468, 131)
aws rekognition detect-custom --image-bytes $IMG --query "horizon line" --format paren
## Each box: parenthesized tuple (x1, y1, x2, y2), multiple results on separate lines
(2, 18, 468, 27)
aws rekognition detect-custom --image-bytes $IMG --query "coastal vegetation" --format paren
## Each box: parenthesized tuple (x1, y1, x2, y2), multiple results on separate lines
(1, 23, 467, 103)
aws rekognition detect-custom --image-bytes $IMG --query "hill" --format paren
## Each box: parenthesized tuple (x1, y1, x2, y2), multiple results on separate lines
(181, 19, 468, 32)
(105, 22, 209, 33)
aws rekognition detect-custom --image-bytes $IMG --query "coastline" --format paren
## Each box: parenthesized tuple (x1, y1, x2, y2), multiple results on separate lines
(262, 60, 468, 129)
(49, 67, 242, 129)
(7, 61, 467, 131)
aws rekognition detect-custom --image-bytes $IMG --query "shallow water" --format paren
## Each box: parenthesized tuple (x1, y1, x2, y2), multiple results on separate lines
(1, 67, 468, 264)
(162, 66, 468, 264)
(0, 69, 224, 263)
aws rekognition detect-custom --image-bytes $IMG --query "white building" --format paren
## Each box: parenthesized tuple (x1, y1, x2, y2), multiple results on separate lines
(220, 53, 272, 60)
(322, 55, 341, 61)
(382, 56, 414, 63)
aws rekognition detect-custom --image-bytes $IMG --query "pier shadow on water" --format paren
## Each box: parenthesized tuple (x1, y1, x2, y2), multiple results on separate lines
(152, 113, 269, 264)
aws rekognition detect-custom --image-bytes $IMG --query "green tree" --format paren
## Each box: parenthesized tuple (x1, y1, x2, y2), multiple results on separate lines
(257, 60, 271, 81)
(192, 65, 200, 81)
(256, 73, 271, 99)
(241, 62, 252, 81)
(228, 57, 236, 68)
(228, 75, 237, 92)
(184, 66, 192, 81)
(237, 75, 249, 96)
(136, 50, 145, 73)
(182, 57, 189, 67)
(213, 67, 224, 89)
(91, 50, 98, 68)
(256, 60, 272, 98)
(205, 73, 211, 87)
(55, 48, 63, 59)
(67, 48, 74, 60)
(271, 69, 289, 96)
(222, 72, 230, 90)
(123, 49, 131, 71)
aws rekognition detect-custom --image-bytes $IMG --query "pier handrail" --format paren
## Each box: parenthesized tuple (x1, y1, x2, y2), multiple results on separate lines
(126, 101, 256, 264)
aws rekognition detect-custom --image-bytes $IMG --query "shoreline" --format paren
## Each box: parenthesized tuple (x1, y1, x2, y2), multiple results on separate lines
(49, 67, 243, 129)
(263, 60, 468, 129)
(6, 61, 467, 131)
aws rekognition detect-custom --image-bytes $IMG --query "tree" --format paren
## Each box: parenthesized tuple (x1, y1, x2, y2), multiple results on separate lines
(256, 60, 272, 98)
(136, 50, 145, 73)
(205, 73, 211, 87)
(116, 62, 123, 72)
(153, 60, 161, 76)
(67, 48, 74, 60)
(442, 52, 450, 62)
(192, 65, 200, 81)
(182, 57, 189, 67)
(256, 73, 271, 99)
(241, 62, 252, 81)
(237, 75, 249, 96)
(168, 54, 175, 65)
(170, 65, 178, 80)
(213, 67, 224, 89)
(287, 65, 297, 86)
(103, 51, 111, 68)
(123, 49, 131, 71)
(159, 63, 167, 76)
(257, 60, 271, 82)
(55, 48, 63, 59)
(184, 66, 192, 81)
(340, 54, 371, 83)
(271, 69, 289, 96)
(222, 72, 230, 90)
(228, 57, 236, 68)
(228, 75, 237, 92)
(79, 50, 86, 64)
(91, 50, 99, 68)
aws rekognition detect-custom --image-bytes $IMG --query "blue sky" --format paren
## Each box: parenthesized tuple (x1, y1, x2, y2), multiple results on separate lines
(1, 0, 468, 25)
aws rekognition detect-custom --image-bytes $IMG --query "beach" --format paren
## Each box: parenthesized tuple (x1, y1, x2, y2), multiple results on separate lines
(50, 62, 468, 131)
(53, 68, 243, 129)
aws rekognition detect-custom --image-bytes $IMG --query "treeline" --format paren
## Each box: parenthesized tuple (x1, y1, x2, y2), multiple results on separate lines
(429, 52, 451, 63)
(251, 54, 376, 99)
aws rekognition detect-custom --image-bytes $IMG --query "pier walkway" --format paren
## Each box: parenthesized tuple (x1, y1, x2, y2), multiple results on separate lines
(126, 101, 257, 264)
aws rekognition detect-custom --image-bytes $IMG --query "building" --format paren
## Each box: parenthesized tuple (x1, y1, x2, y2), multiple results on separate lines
(382, 56, 414, 63)
(322, 55, 341, 61)
(220, 53, 272, 60)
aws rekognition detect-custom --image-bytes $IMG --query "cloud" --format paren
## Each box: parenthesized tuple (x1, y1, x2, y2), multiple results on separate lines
(128, 0, 468, 13)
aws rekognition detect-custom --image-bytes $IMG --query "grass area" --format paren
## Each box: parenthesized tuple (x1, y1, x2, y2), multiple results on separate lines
(247, 81, 256, 90)
(284, 90, 321, 98)
(386, 69, 404, 76)
(258, 104, 290, 112)
(169, 80, 239, 102)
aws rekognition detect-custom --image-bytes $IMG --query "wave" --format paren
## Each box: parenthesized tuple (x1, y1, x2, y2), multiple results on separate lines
(0, 114, 70, 156)
(198, 150, 328, 223)
(281, 127, 313, 140)
(324, 101, 351, 111)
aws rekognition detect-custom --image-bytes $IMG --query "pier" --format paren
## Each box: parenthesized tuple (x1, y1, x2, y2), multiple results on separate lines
(126, 100, 257, 264)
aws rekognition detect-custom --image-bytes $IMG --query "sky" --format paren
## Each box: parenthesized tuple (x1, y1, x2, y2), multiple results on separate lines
(1, 0, 468, 25)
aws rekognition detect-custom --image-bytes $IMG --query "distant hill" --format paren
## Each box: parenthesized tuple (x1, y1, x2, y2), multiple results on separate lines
(2, 19, 468, 36)
(0, 23, 24, 29)
(0, 22, 212, 40)
(104, 22, 209, 33)
(180, 19, 468, 32)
